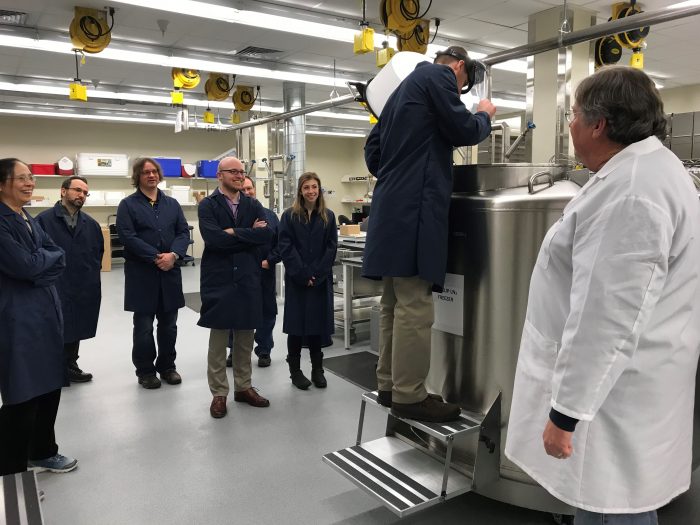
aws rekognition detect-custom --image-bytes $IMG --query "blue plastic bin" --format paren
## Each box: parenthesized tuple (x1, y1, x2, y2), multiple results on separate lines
(154, 157, 182, 178)
(197, 160, 219, 178)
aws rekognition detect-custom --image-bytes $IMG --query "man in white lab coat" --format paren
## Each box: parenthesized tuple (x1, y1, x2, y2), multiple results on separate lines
(506, 66, 700, 524)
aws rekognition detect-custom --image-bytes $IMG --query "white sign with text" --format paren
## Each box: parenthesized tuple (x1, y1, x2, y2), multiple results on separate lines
(432, 273, 464, 337)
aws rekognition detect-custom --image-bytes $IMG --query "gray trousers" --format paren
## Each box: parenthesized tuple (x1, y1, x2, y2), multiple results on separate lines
(376, 276, 434, 404)
(575, 509, 658, 525)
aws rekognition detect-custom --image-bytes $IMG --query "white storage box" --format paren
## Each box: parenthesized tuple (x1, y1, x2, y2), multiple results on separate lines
(105, 191, 126, 205)
(76, 153, 129, 177)
(88, 190, 106, 205)
(170, 185, 191, 205)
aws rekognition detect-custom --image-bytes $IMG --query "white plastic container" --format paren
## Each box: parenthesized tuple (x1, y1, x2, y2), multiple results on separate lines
(105, 191, 126, 205)
(76, 153, 129, 177)
(88, 190, 105, 205)
(366, 51, 430, 118)
(170, 186, 191, 205)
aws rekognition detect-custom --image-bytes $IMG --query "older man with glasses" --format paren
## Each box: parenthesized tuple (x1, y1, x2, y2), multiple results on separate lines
(197, 156, 272, 418)
(38, 176, 104, 384)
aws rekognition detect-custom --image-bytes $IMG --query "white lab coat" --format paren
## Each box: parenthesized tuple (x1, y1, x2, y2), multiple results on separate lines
(505, 136, 700, 513)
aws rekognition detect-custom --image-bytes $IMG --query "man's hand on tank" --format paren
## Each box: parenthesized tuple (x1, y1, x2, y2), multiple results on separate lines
(477, 99, 497, 118)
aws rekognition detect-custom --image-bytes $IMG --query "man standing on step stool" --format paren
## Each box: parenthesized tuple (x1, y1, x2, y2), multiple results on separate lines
(362, 46, 496, 423)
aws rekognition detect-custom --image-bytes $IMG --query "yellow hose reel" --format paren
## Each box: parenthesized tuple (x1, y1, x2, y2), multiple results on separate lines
(172, 68, 201, 90)
(380, 0, 420, 35)
(611, 2, 650, 69)
(233, 86, 257, 112)
(396, 18, 429, 54)
(69, 6, 113, 54)
(204, 73, 233, 101)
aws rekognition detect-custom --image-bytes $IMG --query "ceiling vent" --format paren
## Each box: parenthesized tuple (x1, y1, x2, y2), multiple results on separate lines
(235, 46, 283, 58)
(0, 10, 27, 25)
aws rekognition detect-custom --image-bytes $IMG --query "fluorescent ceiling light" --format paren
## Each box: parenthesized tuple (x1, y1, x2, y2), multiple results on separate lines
(313, 111, 368, 121)
(0, 107, 369, 135)
(305, 130, 367, 137)
(0, 81, 369, 121)
(0, 108, 173, 125)
(667, 1, 700, 8)
(0, 35, 357, 88)
(111, 0, 396, 47)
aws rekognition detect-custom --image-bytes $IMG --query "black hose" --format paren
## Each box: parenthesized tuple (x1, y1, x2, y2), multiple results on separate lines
(399, 0, 432, 21)
(79, 8, 115, 42)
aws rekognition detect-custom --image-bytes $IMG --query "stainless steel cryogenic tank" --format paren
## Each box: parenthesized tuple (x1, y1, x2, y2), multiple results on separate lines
(324, 163, 700, 518)
(422, 163, 700, 513)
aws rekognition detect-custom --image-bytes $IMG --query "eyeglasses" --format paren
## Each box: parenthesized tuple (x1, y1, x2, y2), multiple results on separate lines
(10, 174, 35, 183)
(219, 168, 246, 177)
(141, 169, 159, 176)
(68, 187, 90, 196)
(564, 110, 579, 123)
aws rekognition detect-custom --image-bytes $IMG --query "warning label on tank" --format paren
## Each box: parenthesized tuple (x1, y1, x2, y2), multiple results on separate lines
(432, 273, 464, 337)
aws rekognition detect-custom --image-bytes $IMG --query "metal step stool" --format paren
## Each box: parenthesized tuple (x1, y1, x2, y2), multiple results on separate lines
(323, 390, 491, 518)
(1, 471, 44, 524)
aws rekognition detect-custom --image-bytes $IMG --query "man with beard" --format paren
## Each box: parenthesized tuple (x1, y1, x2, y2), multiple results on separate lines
(198, 156, 272, 418)
(38, 176, 104, 383)
(226, 175, 280, 368)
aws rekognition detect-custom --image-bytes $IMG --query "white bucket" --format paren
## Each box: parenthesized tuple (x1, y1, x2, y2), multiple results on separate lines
(365, 51, 431, 118)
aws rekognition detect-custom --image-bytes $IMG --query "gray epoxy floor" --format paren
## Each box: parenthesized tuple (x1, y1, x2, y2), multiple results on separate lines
(38, 265, 699, 525)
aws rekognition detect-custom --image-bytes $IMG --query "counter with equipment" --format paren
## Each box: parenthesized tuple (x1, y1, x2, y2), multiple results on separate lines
(333, 235, 382, 348)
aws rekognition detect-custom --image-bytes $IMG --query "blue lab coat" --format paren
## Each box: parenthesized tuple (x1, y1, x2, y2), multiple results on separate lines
(0, 203, 66, 405)
(279, 208, 337, 337)
(197, 189, 272, 330)
(362, 61, 492, 289)
(37, 203, 104, 343)
(116, 189, 190, 313)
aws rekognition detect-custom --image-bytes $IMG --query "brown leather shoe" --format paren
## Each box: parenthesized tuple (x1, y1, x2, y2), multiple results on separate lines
(233, 387, 270, 407)
(210, 396, 227, 418)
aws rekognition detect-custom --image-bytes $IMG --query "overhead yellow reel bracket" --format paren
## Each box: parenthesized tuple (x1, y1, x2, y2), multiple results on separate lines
(233, 85, 257, 112)
(69, 6, 114, 54)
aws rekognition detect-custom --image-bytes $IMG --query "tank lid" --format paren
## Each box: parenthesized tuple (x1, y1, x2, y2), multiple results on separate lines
(452, 163, 567, 193)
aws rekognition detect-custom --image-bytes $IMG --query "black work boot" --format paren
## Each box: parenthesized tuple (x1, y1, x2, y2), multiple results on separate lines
(310, 352, 327, 388)
(287, 355, 311, 390)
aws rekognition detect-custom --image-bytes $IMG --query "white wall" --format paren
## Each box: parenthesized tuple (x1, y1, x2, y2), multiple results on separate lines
(661, 84, 700, 114)
(305, 135, 369, 217)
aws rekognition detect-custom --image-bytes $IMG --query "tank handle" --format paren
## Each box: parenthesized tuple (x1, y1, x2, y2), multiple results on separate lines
(528, 171, 554, 194)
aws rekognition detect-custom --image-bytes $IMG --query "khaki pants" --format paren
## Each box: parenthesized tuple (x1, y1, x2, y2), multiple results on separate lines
(376, 276, 433, 404)
(207, 329, 253, 396)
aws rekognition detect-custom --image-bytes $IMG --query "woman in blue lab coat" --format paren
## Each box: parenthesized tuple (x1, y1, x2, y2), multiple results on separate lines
(278, 172, 337, 390)
(0, 158, 77, 476)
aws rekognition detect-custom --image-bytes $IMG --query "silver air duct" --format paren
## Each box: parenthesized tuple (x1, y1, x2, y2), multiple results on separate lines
(283, 81, 306, 209)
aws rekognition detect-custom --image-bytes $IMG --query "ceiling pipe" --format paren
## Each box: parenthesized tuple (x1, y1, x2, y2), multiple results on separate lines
(483, 4, 700, 65)
(225, 93, 356, 132)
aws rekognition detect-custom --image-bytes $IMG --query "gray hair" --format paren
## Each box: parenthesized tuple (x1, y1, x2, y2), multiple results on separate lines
(575, 66, 667, 145)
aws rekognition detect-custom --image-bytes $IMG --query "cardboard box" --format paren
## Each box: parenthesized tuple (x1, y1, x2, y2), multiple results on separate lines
(340, 224, 361, 236)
